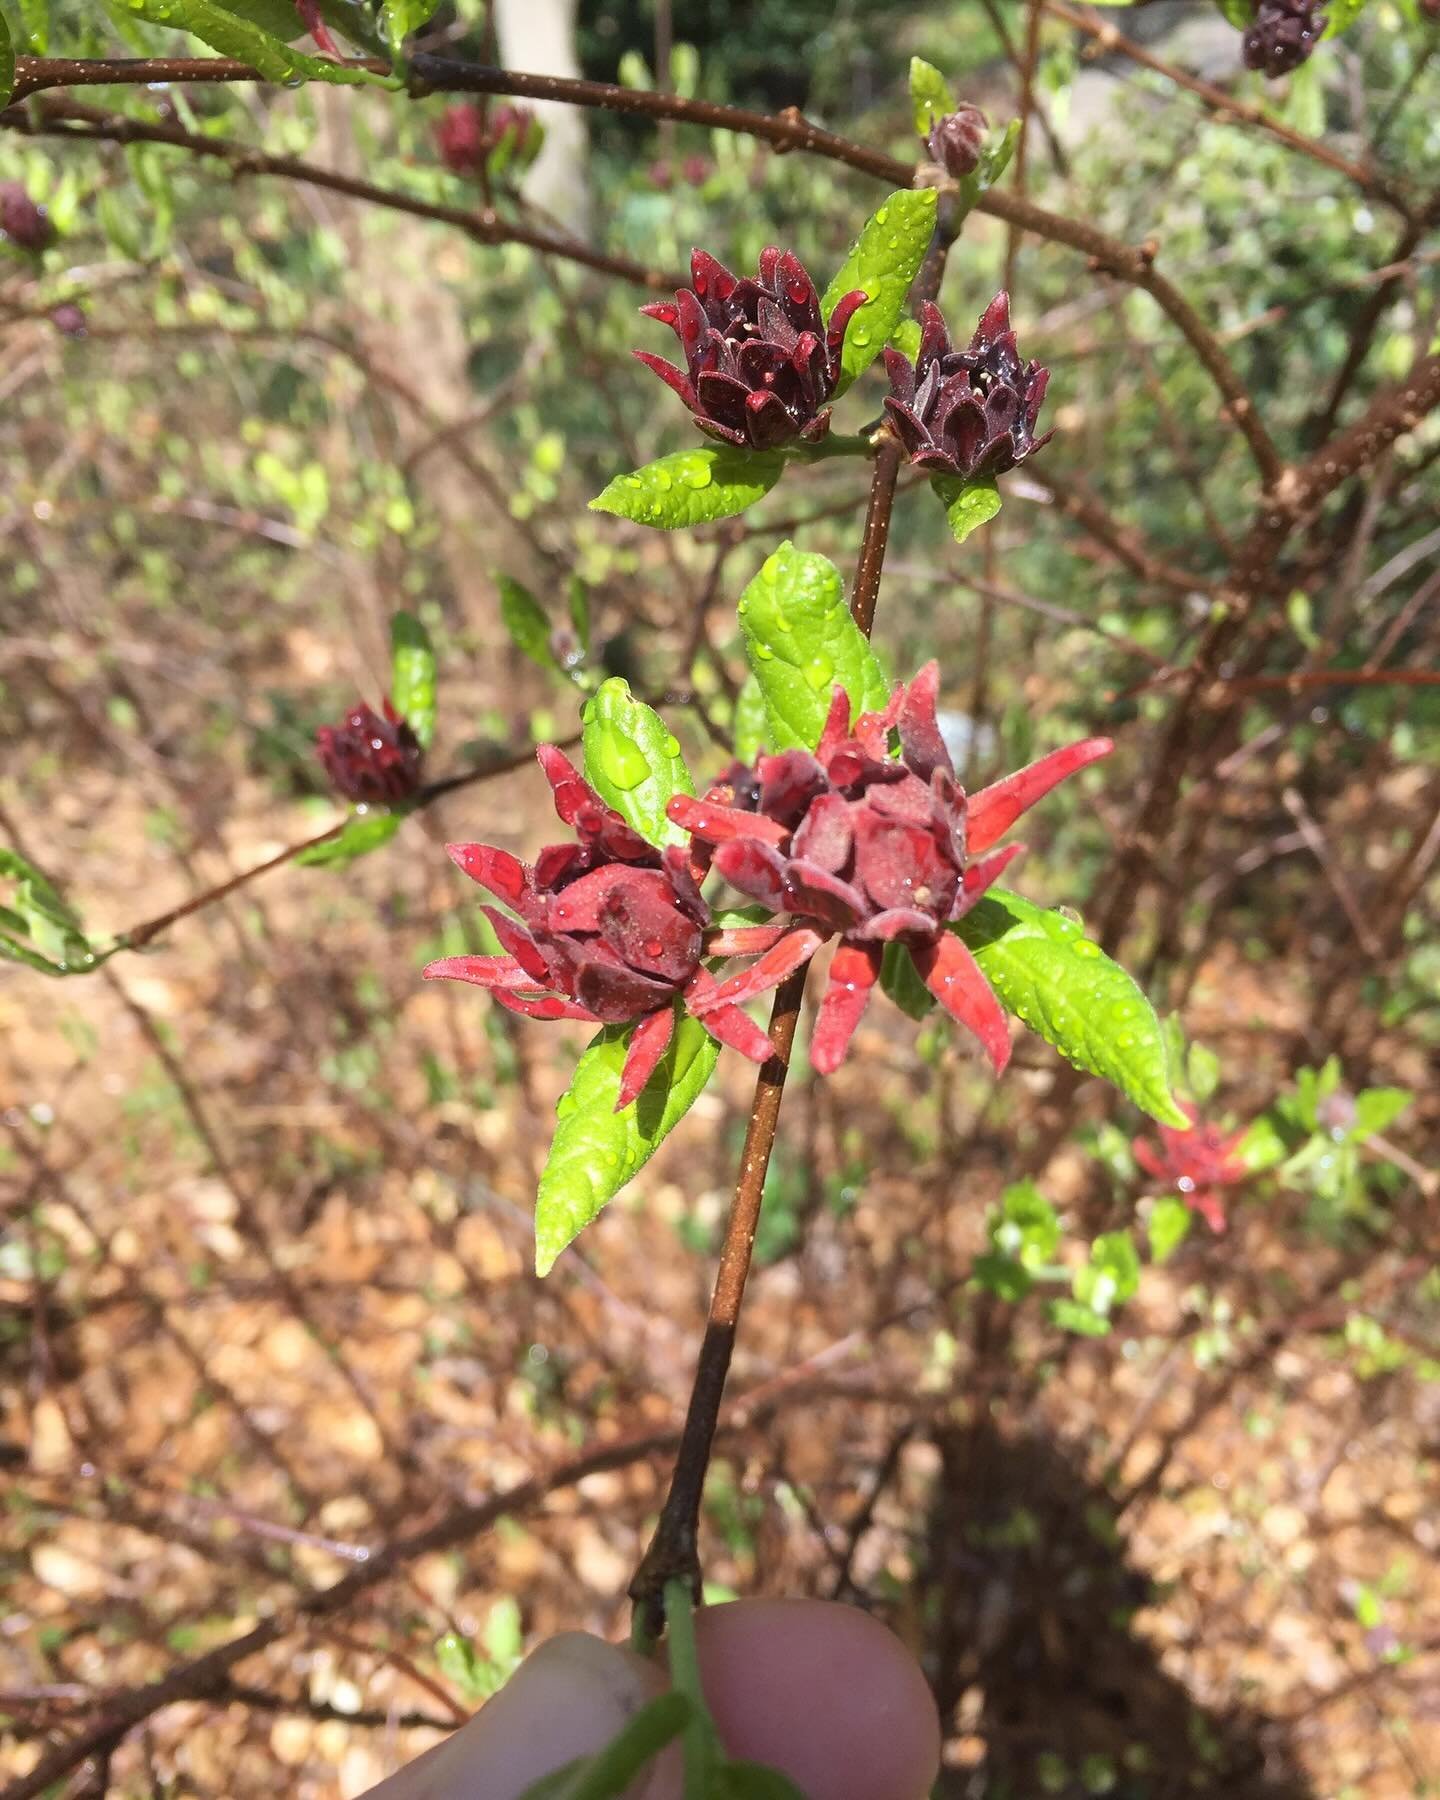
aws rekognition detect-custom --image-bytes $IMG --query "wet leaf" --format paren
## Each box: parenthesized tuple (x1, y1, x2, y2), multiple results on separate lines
(590, 447, 784, 530)
(821, 188, 938, 394)
(581, 678, 694, 849)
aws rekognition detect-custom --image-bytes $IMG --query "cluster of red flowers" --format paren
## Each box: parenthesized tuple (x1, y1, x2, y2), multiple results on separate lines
(424, 668, 1110, 1107)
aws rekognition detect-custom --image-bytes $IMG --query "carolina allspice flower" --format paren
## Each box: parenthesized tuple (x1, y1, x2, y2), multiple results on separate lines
(316, 698, 423, 807)
(926, 104, 988, 179)
(0, 183, 54, 254)
(667, 665, 1112, 1075)
(1242, 0, 1327, 76)
(435, 103, 538, 176)
(424, 748, 796, 1109)
(635, 247, 868, 452)
(1132, 1105, 1250, 1234)
(883, 294, 1051, 480)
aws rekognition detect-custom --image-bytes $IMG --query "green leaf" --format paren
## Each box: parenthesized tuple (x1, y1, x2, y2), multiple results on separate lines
(1282, 56, 1324, 134)
(16, 0, 47, 53)
(568, 575, 592, 654)
(590, 447, 784, 531)
(497, 574, 558, 673)
(738, 542, 890, 751)
(714, 1766, 811, 1799)
(955, 890, 1188, 1127)
(1351, 1088, 1411, 1140)
(880, 941, 935, 1021)
(973, 1251, 1034, 1303)
(989, 1180, 1060, 1268)
(514, 1695, 692, 1800)
(379, 0, 441, 56)
(1214, 0, 1252, 23)
(0, 847, 95, 973)
(821, 188, 937, 394)
(120, 0, 382, 83)
(390, 610, 436, 749)
(732, 671, 770, 761)
(1049, 1297, 1112, 1337)
(1074, 1229, 1140, 1315)
(295, 810, 402, 868)
(932, 474, 1001, 545)
(535, 1008, 720, 1274)
(581, 678, 694, 849)
(1323, 0, 1367, 33)
(1186, 1041, 1220, 1105)
(1146, 1196, 1192, 1264)
(909, 55, 955, 134)
(0, 11, 14, 108)
(889, 316, 923, 362)
(1235, 1114, 1287, 1173)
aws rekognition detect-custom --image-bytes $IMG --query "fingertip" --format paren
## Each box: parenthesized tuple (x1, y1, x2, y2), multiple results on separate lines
(695, 1598, 940, 1800)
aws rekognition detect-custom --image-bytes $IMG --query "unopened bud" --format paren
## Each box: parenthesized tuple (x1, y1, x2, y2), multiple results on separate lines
(925, 106, 988, 179)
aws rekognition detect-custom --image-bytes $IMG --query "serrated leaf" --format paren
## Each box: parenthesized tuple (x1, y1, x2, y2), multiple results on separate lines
(0, 12, 14, 107)
(732, 671, 770, 761)
(0, 848, 94, 973)
(295, 809, 402, 867)
(738, 541, 890, 751)
(497, 574, 557, 673)
(1147, 1196, 1192, 1264)
(535, 1008, 720, 1274)
(881, 941, 934, 1021)
(933, 474, 1001, 545)
(581, 678, 694, 849)
(820, 188, 937, 394)
(590, 447, 784, 531)
(909, 55, 955, 134)
(389, 610, 436, 748)
(955, 889, 1188, 1127)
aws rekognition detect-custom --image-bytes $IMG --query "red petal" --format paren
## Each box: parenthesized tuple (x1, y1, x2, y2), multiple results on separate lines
(704, 922, 792, 956)
(810, 941, 881, 1074)
(687, 928, 823, 1014)
(697, 999, 775, 1064)
(481, 906, 549, 981)
(825, 287, 868, 365)
(633, 350, 698, 410)
(537, 744, 604, 827)
(493, 990, 599, 1022)
(616, 1007, 675, 1109)
(1188, 1189, 1228, 1234)
(967, 738, 1114, 853)
(913, 934, 1011, 1071)
(422, 953, 532, 990)
(448, 842, 529, 906)
(814, 685, 854, 765)
(668, 793, 787, 846)
(896, 661, 951, 781)
(953, 844, 1023, 916)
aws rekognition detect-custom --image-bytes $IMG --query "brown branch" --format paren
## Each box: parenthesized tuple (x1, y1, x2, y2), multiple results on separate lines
(6, 55, 1282, 482)
(627, 434, 904, 1638)
(1044, 0, 1412, 216)
(2, 100, 673, 291)
(1032, 468, 1215, 594)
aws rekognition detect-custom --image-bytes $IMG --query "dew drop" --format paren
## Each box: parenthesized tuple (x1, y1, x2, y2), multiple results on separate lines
(662, 733, 681, 757)
(803, 653, 834, 691)
(875, 207, 889, 225)
(624, 475, 644, 489)
(652, 466, 673, 491)
(774, 613, 793, 632)
(853, 328, 871, 347)
(679, 458, 712, 490)
(754, 644, 775, 661)
(599, 730, 650, 792)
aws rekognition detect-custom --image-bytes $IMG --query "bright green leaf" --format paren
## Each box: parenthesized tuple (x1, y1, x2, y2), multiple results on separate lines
(909, 55, 955, 134)
(1049, 1297, 1112, 1336)
(1214, 0, 1251, 23)
(568, 575, 592, 654)
(955, 890, 1188, 1127)
(390, 611, 437, 749)
(932, 474, 1001, 545)
(1186, 1041, 1220, 1105)
(881, 941, 935, 1021)
(973, 1251, 1034, 1303)
(732, 671, 770, 761)
(0, 848, 95, 973)
(1351, 1087, 1411, 1140)
(535, 1008, 720, 1274)
(889, 317, 923, 361)
(16, 0, 47, 53)
(0, 11, 14, 107)
(1147, 1196, 1192, 1264)
(497, 574, 557, 673)
(990, 1180, 1061, 1268)
(1075, 1230, 1141, 1315)
(738, 541, 889, 751)
(1323, 0, 1367, 33)
(295, 810, 402, 868)
(379, 0, 441, 56)
(1236, 1114, 1287, 1173)
(590, 447, 784, 531)
(581, 678, 694, 849)
(821, 187, 937, 394)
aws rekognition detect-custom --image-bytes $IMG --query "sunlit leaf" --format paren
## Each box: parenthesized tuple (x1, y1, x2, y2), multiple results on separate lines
(821, 188, 938, 394)
(581, 678, 693, 849)
(590, 447, 784, 530)
(390, 611, 436, 749)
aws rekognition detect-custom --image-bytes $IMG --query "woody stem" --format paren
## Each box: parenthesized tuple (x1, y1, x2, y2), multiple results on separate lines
(628, 433, 903, 1643)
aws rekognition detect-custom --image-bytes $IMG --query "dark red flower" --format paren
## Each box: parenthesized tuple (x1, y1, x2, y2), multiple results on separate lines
(926, 105, 988, 179)
(635, 247, 868, 452)
(316, 698, 423, 806)
(1132, 1104, 1250, 1234)
(424, 749, 807, 1108)
(50, 303, 87, 339)
(883, 294, 1051, 480)
(0, 183, 54, 254)
(436, 105, 488, 176)
(1242, 0, 1327, 75)
(668, 665, 1111, 1075)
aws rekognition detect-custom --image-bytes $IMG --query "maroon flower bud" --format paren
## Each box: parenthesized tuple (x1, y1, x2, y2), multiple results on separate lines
(883, 294, 1051, 480)
(925, 105, 988, 179)
(1242, 0, 1327, 76)
(50, 303, 88, 339)
(1133, 1105, 1250, 1234)
(490, 104, 538, 154)
(681, 155, 712, 187)
(668, 665, 1111, 1075)
(425, 748, 791, 1107)
(635, 247, 868, 452)
(647, 160, 675, 191)
(0, 183, 54, 254)
(435, 104, 488, 177)
(316, 698, 423, 806)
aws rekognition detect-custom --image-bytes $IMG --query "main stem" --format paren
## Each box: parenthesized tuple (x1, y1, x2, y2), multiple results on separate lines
(628, 433, 904, 1640)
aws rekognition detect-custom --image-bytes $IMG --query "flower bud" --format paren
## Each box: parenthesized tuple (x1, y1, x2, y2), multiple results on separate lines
(0, 183, 54, 254)
(925, 105, 988, 179)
